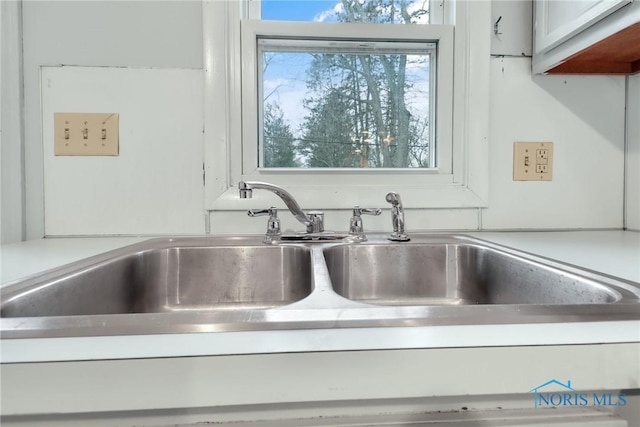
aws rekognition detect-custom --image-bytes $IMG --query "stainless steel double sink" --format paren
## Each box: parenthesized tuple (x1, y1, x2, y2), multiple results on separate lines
(2, 234, 639, 338)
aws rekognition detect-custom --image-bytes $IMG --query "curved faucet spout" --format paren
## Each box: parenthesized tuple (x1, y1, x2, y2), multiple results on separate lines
(238, 181, 312, 228)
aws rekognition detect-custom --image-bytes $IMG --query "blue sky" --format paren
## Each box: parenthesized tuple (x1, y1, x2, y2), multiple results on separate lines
(262, 0, 338, 21)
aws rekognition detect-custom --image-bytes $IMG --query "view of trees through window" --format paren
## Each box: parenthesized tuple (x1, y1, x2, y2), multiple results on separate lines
(260, 0, 433, 169)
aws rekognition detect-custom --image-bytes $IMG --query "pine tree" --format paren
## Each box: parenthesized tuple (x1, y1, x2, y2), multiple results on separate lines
(299, 89, 360, 168)
(263, 103, 299, 167)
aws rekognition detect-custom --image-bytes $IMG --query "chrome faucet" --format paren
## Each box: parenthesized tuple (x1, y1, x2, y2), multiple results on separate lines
(239, 181, 323, 233)
(247, 206, 281, 243)
(385, 192, 410, 241)
(348, 206, 382, 241)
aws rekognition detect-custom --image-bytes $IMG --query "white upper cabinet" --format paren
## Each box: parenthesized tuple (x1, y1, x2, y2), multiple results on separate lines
(535, 0, 631, 54)
(533, 0, 640, 74)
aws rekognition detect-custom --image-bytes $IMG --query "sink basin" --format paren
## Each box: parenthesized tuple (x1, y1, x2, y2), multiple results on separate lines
(1, 235, 639, 338)
(324, 243, 624, 306)
(1, 244, 312, 317)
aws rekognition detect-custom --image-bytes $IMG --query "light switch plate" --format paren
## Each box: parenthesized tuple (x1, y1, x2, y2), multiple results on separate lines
(513, 142, 553, 181)
(54, 113, 119, 156)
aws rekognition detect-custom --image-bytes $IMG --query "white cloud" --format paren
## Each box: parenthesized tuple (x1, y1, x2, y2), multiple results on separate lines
(313, 1, 343, 22)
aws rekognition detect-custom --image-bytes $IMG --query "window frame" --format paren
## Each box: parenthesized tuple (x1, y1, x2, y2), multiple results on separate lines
(244, 21, 451, 174)
(203, 0, 490, 213)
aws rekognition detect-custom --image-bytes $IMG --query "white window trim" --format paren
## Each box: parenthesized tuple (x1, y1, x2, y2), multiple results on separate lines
(203, 0, 490, 212)
(244, 21, 451, 175)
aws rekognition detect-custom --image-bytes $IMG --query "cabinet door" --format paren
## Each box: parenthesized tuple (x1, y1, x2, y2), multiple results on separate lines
(535, 0, 631, 53)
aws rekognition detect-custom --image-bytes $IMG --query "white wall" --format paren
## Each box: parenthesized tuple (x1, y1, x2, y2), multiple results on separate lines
(1, 2, 3, 242)
(11, 0, 631, 237)
(481, 0, 626, 230)
(1, 1, 25, 244)
(626, 74, 640, 230)
(483, 58, 625, 229)
(41, 66, 205, 235)
(22, 0, 203, 238)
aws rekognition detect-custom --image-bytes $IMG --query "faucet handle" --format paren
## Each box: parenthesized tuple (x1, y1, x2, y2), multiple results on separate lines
(353, 206, 382, 216)
(306, 210, 325, 233)
(349, 205, 381, 241)
(247, 207, 276, 217)
(247, 207, 281, 243)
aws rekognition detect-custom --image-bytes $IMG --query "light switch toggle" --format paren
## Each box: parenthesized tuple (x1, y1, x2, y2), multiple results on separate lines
(54, 112, 119, 156)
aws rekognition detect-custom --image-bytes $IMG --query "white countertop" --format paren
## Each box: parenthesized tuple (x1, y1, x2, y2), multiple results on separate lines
(1, 231, 639, 363)
(469, 231, 640, 283)
(1, 236, 148, 285)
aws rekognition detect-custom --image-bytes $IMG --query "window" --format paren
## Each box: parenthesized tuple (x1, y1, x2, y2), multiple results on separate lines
(253, 0, 440, 170)
(242, 19, 453, 176)
(203, 0, 490, 213)
(259, 39, 436, 169)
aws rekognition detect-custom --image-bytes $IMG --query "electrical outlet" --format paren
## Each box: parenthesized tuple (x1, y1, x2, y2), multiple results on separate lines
(536, 164, 548, 173)
(54, 113, 119, 156)
(513, 142, 553, 181)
